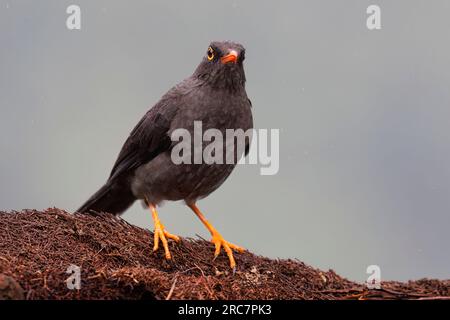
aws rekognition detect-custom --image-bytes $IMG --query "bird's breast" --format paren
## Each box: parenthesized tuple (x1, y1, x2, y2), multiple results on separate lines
(171, 86, 252, 133)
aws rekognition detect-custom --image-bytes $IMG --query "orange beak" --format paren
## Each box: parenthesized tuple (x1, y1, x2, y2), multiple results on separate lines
(221, 50, 238, 64)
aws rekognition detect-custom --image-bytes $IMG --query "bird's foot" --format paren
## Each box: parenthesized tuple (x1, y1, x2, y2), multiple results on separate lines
(153, 219, 180, 259)
(211, 231, 245, 271)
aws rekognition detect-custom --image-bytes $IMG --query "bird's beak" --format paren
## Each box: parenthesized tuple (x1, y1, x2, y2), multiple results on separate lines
(221, 50, 238, 64)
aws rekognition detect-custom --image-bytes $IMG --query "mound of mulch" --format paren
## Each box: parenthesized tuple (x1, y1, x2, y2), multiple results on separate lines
(0, 209, 448, 300)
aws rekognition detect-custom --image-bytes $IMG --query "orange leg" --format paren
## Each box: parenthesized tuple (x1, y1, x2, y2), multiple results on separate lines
(149, 203, 180, 259)
(188, 203, 245, 270)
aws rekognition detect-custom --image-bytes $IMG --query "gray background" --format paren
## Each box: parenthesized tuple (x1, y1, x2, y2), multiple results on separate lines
(1, 0, 449, 282)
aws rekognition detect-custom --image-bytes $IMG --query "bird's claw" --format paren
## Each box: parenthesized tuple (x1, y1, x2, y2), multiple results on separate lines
(153, 220, 180, 260)
(211, 232, 245, 271)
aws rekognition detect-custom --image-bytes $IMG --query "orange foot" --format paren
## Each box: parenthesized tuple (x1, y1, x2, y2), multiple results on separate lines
(211, 230, 245, 270)
(188, 203, 246, 271)
(149, 203, 180, 260)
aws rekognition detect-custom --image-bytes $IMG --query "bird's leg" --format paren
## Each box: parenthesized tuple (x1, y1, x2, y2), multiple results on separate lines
(148, 202, 180, 259)
(188, 203, 245, 270)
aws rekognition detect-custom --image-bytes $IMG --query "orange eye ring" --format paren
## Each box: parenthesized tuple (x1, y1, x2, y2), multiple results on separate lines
(207, 46, 214, 61)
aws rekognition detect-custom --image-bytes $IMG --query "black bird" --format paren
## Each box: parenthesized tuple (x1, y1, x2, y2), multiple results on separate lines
(78, 41, 253, 270)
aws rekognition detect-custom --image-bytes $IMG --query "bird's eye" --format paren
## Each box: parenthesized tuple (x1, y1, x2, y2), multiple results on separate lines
(207, 46, 215, 61)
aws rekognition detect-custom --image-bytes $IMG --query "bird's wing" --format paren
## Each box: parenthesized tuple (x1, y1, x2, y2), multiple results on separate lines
(108, 96, 180, 182)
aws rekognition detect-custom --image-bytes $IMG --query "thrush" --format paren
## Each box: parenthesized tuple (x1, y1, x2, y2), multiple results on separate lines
(78, 41, 253, 271)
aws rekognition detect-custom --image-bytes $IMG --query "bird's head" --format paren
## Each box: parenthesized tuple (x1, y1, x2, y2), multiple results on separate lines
(193, 41, 246, 91)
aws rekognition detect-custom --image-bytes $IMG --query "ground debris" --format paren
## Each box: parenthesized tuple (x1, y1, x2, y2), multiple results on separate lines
(0, 208, 448, 300)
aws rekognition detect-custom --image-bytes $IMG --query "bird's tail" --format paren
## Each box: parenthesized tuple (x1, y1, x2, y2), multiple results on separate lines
(77, 180, 136, 215)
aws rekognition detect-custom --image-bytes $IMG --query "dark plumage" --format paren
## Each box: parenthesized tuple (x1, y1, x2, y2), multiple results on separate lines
(78, 41, 253, 270)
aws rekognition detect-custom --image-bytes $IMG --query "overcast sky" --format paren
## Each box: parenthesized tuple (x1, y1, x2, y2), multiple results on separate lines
(1, 0, 449, 282)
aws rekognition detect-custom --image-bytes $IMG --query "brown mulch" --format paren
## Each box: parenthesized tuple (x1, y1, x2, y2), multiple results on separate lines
(0, 208, 448, 300)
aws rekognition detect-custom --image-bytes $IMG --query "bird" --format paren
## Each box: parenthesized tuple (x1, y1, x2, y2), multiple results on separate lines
(78, 41, 253, 271)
